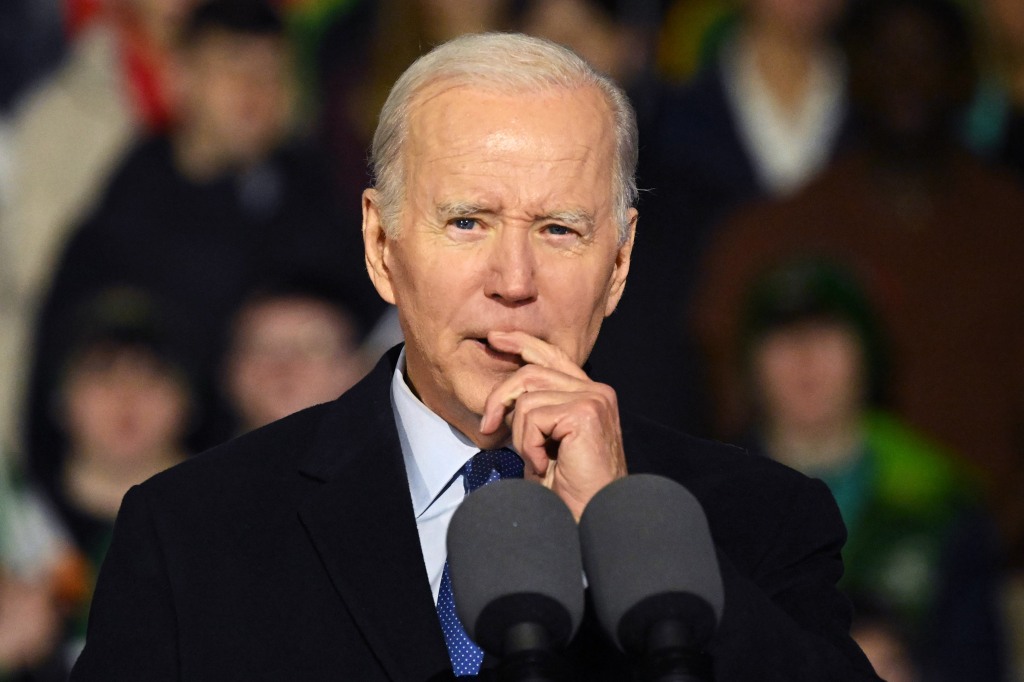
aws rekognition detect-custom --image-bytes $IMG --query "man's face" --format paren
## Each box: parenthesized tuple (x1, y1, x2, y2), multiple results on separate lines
(752, 320, 865, 433)
(747, 0, 845, 42)
(851, 6, 968, 147)
(363, 83, 635, 442)
(61, 346, 191, 464)
(130, 0, 198, 47)
(178, 30, 293, 166)
(225, 297, 367, 431)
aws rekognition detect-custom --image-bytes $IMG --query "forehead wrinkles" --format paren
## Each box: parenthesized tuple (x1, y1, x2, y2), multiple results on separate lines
(404, 86, 615, 218)
(406, 82, 613, 161)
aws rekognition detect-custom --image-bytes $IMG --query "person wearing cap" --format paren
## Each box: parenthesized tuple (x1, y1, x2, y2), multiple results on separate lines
(738, 259, 1008, 682)
(48, 287, 194, 667)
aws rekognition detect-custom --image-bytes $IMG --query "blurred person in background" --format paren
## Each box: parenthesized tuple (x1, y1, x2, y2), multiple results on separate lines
(584, 0, 853, 438)
(0, 0, 200, 457)
(222, 280, 369, 434)
(647, 0, 851, 219)
(45, 287, 193, 669)
(966, 0, 1024, 176)
(0, 573, 62, 681)
(693, 0, 1024, 564)
(848, 597, 921, 682)
(0, 0, 65, 114)
(517, 0, 664, 122)
(737, 260, 1007, 682)
(655, 0, 736, 85)
(0, 453, 78, 682)
(311, 0, 514, 221)
(24, 0, 384, 490)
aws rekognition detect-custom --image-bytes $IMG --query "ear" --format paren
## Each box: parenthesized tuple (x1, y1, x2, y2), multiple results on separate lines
(604, 208, 637, 317)
(362, 189, 396, 305)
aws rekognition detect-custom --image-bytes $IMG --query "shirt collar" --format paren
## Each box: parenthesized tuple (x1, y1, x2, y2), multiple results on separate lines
(390, 348, 480, 517)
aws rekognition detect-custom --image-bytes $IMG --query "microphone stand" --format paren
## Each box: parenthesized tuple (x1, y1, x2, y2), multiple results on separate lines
(636, 620, 712, 682)
(496, 622, 570, 682)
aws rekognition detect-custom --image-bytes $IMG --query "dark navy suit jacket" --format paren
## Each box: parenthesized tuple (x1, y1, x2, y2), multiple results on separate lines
(72, 347, 879, 681)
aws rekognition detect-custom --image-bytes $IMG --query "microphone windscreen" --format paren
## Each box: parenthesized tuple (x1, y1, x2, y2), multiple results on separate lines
(446, 479, 584, 655)
(578, 474, 724, 654)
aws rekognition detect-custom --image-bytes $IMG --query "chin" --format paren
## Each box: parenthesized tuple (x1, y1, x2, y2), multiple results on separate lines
(447, 371, 505, 417)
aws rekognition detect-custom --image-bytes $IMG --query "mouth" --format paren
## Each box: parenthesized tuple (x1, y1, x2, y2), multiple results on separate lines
(470, 337, 525, 366)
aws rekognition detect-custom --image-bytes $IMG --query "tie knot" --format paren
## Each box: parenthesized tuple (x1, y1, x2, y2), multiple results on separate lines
(462, 447, 524, 493)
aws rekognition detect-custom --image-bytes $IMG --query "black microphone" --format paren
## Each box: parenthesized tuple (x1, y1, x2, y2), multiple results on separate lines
(578, 474, 724, 682)
(446, 479, 584, 681)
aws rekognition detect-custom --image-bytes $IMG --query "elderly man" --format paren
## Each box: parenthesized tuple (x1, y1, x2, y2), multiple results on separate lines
(71, 34, 879, 681)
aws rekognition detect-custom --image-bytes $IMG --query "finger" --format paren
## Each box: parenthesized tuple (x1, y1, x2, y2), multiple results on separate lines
(510, 390, 570, 467)
(512, 393, 609, 476)
(486, 331, 588, 379)
(516, 403, 565, 478)
(507, 389, 593, 479)
(514, 402, 618, 522)
(543, 459, 557, 489)
(479, 381, 528, 435)
(479, 365, 591, 434)
(509, 389, 625, 477)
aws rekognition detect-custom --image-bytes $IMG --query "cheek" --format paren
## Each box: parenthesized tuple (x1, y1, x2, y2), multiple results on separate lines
(63, 385, 110, 436)
(392, 251, 471, 324)
(752, 346, 808, 404)
(826, 347, 866, 402)
(753, 356, 788, 403)
(137, 387, 190, 436)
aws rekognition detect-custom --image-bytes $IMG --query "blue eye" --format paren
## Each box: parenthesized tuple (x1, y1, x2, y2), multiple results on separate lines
(453, 218, 477, 230)
(546, 225, 572, 236)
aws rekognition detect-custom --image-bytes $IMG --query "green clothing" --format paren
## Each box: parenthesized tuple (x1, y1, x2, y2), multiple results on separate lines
(832, 413, 978, 629)
(807, 412, 1006, 681)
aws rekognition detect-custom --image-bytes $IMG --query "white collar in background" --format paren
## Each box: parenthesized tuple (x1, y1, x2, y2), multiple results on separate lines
(722, 36, 846, 196)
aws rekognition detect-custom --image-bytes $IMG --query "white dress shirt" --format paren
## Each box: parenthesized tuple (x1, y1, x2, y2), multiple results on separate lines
(390, 349, 509, 603)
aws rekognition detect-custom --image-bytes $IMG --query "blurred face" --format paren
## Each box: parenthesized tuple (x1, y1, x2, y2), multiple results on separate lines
(983, 0, 1024, 49)
(62, 346, 190, 465)
(746, 0, 845, 42)
(363, 83, 635, 440)
(178, 30, 293, 166)
(752, 320, 865, 433)
(129, 0, 198, 47)
(520, 0, 632, 82)
(226, 298, 367, 430)
(850, 6, 969, 147)
(852, 623, 919, 682)
(417, 0, 511, 41)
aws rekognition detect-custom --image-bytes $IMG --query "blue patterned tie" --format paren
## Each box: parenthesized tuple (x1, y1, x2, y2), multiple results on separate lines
(437, 448, 524, 676)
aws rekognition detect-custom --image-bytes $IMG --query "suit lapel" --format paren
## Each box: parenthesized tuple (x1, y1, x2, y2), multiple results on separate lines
(297, 350, 452, 681)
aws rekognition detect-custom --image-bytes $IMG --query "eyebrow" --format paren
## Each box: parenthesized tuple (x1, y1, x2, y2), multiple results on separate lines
(545, 208, 595, 231)
(436, 201, 489, 220)
(436, 202, 595, 230)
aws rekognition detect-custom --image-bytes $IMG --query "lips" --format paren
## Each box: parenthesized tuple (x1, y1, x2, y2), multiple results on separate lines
(470, 337, 524, 366)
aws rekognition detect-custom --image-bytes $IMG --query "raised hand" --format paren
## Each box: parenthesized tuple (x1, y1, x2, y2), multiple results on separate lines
(479, 330, 626, 519)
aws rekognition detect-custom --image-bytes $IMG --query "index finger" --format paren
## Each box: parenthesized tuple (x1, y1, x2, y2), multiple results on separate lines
(486, 331, 589, 380)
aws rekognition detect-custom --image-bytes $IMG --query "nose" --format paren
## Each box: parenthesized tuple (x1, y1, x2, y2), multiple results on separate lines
(485, 227, 538, 306)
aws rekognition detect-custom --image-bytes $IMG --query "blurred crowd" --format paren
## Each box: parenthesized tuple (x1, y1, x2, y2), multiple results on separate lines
(0, 0, 1022, 679)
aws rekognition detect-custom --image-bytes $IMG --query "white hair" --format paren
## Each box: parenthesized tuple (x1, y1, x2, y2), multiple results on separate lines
(369, 32, 639, 244)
